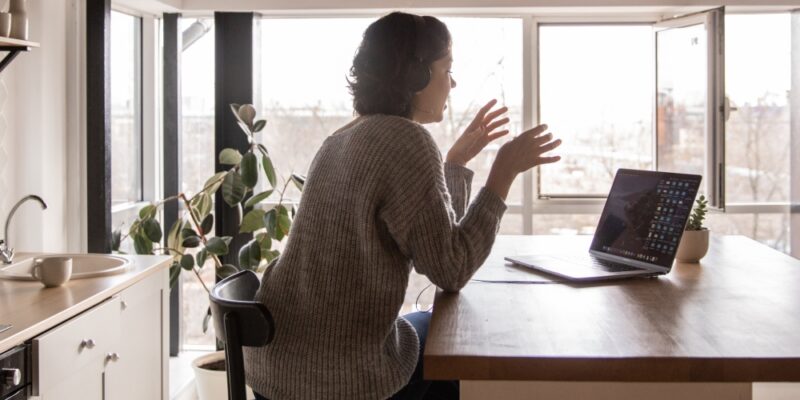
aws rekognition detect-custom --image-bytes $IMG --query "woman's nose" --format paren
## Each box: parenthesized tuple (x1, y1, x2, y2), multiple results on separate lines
(451, 76, 457, 89)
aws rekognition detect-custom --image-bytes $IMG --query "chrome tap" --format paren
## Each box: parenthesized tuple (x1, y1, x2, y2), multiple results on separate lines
(0, 195, 48, 264)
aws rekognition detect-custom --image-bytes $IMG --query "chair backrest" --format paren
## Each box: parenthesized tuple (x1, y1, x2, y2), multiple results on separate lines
(210, 270, 275, 346)
(209, 270, 275, 400)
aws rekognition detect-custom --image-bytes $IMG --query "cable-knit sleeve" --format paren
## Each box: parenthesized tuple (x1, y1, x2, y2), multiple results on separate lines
(443, 162, 473, 220)
(379, 122, 507, 292)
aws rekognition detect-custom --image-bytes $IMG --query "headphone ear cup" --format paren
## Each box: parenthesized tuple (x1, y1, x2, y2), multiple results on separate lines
(406, 61, 431, 93)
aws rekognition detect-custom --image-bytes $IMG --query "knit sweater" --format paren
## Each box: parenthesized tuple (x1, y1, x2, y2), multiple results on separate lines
(243, 114, 507, 400)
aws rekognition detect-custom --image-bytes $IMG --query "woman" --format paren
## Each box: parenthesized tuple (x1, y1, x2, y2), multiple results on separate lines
(244, 12, 562, 400)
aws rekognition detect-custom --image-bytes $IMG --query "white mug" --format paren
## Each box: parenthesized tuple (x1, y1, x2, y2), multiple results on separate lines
(0, 13, 11, 38)
(31, 257, 73, 288)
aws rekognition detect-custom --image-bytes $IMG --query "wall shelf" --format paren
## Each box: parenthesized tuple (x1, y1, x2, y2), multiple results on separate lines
(0, 37, 40, 73)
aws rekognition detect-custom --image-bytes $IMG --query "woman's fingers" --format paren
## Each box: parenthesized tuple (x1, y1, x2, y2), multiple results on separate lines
(485, 117, 510, 133)
(466, 99, 498, 132)
(537, 155, 562, 165)
(486, 130, 509, 141)
(537, 138, 562, 154)
(483, 106, 509, 124)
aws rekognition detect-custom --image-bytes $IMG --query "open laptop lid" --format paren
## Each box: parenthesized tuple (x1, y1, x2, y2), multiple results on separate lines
(589, 169, 702, 271)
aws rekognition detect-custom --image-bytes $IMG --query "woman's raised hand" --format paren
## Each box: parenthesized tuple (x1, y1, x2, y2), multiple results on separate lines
(445, 99, 510, 167)
(486, 124, 562, 200)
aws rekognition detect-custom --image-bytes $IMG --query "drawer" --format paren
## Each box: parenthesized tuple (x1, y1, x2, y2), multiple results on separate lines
(32, 296, 121, 394)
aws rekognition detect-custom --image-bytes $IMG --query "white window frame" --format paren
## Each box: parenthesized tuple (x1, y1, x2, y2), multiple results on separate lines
(110, 7, 163, 225)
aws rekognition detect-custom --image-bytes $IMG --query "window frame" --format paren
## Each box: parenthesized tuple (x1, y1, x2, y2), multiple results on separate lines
(110, 8, 162, 223)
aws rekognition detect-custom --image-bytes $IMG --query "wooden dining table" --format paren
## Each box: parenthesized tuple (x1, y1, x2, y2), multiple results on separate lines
(423, 235, 800, 400)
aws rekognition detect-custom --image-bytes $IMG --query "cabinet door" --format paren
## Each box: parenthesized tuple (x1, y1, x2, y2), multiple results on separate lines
(40, 361, 104, 400)
(105, 270, 168, 400)
(33, 297, 120, 398)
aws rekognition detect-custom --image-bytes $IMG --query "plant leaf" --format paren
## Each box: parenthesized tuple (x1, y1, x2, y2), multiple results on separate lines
(276, 205, 291, 237)
(167, 220, 184, 256)
(238, 240, 261, 271)
(190, 192, 213, 220)
(169, 262, 181, 289)
(240, 151, 259, 188)
(253, 119, 267, 133)
(180, 254, 195, 271)
(217, 264, 240, 280)
(261, 154, 277, 188)
(263, 209, 278, 239)
(244, 190, 274, 208)
(219, 148, 243, 165)
(202, 307, 212, 334)
(237, 104, 256, 129)
(206, 237, 229, 255)
(196, 248, 208, 269)
(257, 232, 272, 256)
(222, 171, 246, 206)
(139, 204, 157, 219)
(111, 229, 122, 252)
(290, 174, 306, 191)
(240, 209, 267, 233)
(182, 235, 201, 248)
(264, 249, 280, 263)
(200, 214, 214, 235)
(143, 218, 163, 243)
(203, 172, 227, 194)
(181, 227, 198, 239)
(133, 233, 153, 255)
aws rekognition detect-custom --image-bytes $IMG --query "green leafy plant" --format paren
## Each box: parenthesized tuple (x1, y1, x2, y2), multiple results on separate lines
(112, 104, 304, 331)
(686, 195, 708, 231)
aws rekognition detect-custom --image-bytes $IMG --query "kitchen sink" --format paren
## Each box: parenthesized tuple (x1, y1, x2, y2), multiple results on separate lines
(0, 254, 129, 281)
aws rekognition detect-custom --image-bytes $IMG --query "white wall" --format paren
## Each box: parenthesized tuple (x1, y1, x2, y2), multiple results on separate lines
(1, 0, 75, 253)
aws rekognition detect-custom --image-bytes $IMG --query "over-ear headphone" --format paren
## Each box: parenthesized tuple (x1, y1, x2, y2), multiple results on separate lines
(405, 14, 431, 93)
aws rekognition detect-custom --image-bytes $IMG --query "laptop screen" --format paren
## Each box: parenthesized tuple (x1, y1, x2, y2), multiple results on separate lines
(590, 169, 702, 268)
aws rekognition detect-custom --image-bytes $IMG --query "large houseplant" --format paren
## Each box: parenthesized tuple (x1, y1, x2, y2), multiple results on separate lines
(112, 104, 303, 399)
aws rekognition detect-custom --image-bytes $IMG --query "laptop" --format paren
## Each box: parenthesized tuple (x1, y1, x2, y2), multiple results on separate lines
(505, 169, 702, 282)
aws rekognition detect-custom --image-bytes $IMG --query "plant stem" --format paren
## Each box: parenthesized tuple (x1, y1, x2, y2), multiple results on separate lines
(179, 193, 221, 296)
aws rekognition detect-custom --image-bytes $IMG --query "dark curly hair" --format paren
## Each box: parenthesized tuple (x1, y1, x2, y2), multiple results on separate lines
(348, 12, 451, 118)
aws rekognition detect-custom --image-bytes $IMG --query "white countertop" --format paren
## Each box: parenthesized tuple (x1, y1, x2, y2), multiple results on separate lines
(0, 253, 171, 354)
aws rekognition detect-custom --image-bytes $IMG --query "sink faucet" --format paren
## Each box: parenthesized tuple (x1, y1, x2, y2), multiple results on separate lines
(0, 195, 48, 264)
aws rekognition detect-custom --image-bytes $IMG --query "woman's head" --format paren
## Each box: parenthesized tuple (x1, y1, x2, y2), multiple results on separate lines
(348, 12, 455, 123)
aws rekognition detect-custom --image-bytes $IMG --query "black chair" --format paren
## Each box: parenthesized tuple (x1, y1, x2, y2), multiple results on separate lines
(210, 270, 275, 400)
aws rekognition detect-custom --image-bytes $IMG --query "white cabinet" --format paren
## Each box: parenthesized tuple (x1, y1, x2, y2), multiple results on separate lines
(32, 270, 168, 399)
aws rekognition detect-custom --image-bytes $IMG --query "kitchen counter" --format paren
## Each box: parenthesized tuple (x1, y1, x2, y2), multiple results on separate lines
(0, 254, 171, 354)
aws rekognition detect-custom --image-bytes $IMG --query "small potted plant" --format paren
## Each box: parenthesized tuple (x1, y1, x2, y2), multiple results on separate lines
(676, 195, 709, 263)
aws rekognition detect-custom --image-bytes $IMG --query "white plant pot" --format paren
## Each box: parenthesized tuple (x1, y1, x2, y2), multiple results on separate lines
(192, 351, 254, 400)
(676, 229, 709, 263)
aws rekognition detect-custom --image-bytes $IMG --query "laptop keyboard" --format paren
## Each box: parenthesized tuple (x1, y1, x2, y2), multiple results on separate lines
(588, 258, 642, 273)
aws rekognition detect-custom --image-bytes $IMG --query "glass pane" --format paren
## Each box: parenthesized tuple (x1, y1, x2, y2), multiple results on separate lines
(725, 14, 792, 204)
(429, 17, 523, 204)
(258, 17, 522, 204)
(706, 213, 790, 253)
(180, 18, 216, 347)
(539, 25, 654, 196)
(655, 23, 707, 177)
(532, 214, 599, 236)
(110, 11, 141, 205)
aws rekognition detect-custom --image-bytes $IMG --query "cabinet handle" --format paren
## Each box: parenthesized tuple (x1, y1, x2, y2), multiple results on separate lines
(80, 338, 96, 349)
(121, 301, 128, 310)
(1, 368, 21, 386)
(106, 352, 120, 362)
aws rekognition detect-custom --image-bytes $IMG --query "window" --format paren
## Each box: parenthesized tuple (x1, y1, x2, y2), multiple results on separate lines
(110, 11, 144, 250)
(702, 13, 794, 254)
(110, 11, 143, 206)
(180, 18, 217, 348)
(538, 24, 654, 197)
